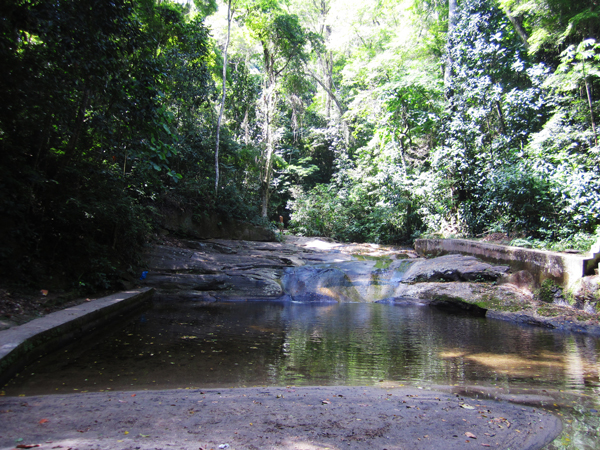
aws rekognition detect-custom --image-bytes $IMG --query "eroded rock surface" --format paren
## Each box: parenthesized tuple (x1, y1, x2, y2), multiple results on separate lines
(402, 254, 510, 282)
(141, 237, 519, 308)
(142, 235, 600, 333)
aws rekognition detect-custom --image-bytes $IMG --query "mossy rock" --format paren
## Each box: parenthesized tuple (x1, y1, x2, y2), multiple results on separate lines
(536, 279, 559, 303)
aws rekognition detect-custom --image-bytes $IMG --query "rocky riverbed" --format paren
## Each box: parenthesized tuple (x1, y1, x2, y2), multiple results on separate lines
(2, 234, 600, 335)
(139, 235, 600, 336)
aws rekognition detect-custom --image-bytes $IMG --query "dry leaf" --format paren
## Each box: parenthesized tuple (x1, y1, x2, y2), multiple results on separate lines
(39, 419, 49, 424)
(465, 432, 477, 439)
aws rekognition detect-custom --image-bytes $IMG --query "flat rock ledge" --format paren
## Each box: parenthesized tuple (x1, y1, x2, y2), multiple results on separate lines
(0, 386, 561, 450)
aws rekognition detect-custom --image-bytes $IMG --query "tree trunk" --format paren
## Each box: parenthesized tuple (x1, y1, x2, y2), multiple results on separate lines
(444, 0, 458, 92)
(215, 0, 233, 195)
(64, 86, 90, 163)
(260, 82, 276, 218)
(585, 77, 598, 146)
(505, 12, 529, 51)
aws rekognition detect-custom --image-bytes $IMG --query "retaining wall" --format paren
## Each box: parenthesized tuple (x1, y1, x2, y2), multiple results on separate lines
(414, 239, 599, 288)
(0, 288, 154, 388)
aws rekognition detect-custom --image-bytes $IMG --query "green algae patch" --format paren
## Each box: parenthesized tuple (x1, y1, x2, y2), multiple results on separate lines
(352, 254, 394, 269)
(474, 295, 528, 313)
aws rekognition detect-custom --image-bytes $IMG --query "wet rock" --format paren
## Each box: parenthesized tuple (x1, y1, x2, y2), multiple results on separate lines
(387, 281, 528, 305)
(281, 267, 361, 302)
(155, 291, 218, 302)
(142, 273, 228, 291)
(428, 295, 487, 317)
(571, 275, 600, 313)
(219, 269, 284, 300)
(282, 259, 415, 303)
(402, 254, 510, 282)
(144, 245, 217, 273)
(142, 238, 517, 305)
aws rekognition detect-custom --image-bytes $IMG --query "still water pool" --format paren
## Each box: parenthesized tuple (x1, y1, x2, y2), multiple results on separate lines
(3, 300, 600, 448)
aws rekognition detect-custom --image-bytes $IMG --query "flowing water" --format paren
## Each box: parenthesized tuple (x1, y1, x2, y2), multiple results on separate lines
(3, 300, 600, 449)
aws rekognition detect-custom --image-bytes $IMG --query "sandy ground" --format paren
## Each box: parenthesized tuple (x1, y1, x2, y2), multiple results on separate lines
(0, 385, 561, 450)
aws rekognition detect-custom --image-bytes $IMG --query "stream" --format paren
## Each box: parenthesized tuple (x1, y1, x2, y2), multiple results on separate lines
(3, 300, 600, 449)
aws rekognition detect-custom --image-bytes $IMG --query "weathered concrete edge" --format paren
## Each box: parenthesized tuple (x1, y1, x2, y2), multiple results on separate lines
(0, 288, 154, 388)
(414, 238, 592, 287)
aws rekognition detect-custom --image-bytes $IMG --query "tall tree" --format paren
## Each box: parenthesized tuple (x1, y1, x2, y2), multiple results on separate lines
(242, 0, 315, 217)
(215, 0, 235, 194)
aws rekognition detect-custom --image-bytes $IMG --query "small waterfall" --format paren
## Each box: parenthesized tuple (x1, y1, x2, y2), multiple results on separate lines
(281, 258, 416, 303)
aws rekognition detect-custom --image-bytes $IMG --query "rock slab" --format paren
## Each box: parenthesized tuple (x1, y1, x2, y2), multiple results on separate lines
(403, 254, 510, 282)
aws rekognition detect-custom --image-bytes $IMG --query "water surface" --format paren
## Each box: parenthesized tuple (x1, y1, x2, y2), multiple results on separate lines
(3, 301, 600, 448)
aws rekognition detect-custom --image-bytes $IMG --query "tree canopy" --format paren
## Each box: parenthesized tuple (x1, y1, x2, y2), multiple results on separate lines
(1, 0, 598, 291)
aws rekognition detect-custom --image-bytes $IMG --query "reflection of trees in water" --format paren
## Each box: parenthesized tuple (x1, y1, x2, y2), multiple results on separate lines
(5, 302, 600, 397)
(273, 304, 600, 390)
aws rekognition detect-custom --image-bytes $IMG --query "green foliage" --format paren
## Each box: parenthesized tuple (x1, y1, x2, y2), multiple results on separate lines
(0, 0, 220, 290)
(510, 232, 598, 253)
(500, 0, 600, 57)
(288, 164, 425, 244)
(424, 0, 599, 241)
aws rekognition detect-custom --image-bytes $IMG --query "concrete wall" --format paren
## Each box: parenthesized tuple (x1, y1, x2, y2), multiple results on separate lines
(0, 288, 154, 388)
(414, 239, 597, 288)
(157, 205, 276, 241)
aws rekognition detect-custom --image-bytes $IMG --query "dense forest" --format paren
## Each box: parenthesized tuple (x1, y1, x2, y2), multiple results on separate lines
(1, 0, 599, 292)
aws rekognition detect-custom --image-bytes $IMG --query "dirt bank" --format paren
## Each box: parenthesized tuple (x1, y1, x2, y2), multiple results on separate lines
(0, 385, 561, 450)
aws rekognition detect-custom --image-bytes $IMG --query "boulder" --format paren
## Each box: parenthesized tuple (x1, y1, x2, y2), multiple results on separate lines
(402, 254, 510, 282)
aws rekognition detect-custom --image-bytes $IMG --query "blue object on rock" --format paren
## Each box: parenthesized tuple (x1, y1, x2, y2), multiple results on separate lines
(140, 271, 148, 280)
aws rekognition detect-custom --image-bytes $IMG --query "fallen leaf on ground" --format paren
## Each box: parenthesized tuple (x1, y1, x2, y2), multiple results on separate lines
(38, 419, 49, 424)
(465, 432, 477, 439)
(16, 445, 41, 448)
(460, 404, 475, 409)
